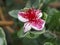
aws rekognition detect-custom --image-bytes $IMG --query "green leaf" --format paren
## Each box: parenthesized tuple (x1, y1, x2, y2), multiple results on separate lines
(42, 12, 48, 21)
(31, 0, 43, 9)
(41, 0, 55, 12)
(17, 28, 29, 38)
(30, 28, 45, 35)
(44, 42, 54, 45)
(0, 27, 7, 45)
(25, 0, 31, 8)
(23, 38, 39, 45)
(43, 0, 55, 4)
(17, 28, 24, 38)
(17, 28, 45, 39)
(25, 28, 45, 39)
(32, 0, 40, 8)
(9, 10, 19, 18)
(0, 38, 4, 45)
(46, 8, 59, 23)
(47, 8, 59, 15)
(47, 11, 60, 31)
(44, 31, 56, 39)
(25, 32, 39, 39)
(17, 28, 39, 39)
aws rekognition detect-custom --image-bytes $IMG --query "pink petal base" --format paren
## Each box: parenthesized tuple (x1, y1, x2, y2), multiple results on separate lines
(31, 19, 45, 30)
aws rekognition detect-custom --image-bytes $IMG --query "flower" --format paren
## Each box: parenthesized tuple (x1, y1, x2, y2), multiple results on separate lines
(18, 8, 45, 32)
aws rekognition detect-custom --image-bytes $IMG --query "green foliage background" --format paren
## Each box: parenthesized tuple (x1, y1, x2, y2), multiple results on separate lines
(0, 0, 60, 45)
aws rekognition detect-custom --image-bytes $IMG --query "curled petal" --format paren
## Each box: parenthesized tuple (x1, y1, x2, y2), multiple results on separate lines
(31, 19, 45, 30)
(18, 12, 29, 22)
(38, 12, 42, 18)
(35, 10, 42, 18)
(24, 22, 31, 32)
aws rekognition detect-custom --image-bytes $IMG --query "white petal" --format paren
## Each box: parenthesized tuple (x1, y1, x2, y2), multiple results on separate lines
(18, 12, 29, 22)
(24, 22, 31, 32)
(38, 12, 42, 18)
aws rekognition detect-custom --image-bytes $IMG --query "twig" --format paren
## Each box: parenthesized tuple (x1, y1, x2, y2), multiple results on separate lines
(5, 26, 14, 34)
(0, 7, 14, 34)
(0, 21, 14, 26)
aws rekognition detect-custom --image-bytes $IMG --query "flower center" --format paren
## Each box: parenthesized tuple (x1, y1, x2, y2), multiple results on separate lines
(25, 8, 37, 22)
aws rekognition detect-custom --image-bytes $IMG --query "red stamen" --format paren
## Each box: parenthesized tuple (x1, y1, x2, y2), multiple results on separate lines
(25, 8, 37, 22)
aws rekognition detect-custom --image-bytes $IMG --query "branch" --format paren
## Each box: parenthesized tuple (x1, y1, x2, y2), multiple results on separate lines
(0, 21, 14, 26)
(0, 7, 14, 34)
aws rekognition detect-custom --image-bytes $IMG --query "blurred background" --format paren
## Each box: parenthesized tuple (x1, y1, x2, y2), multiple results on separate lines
(0, 0, 60, 45)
